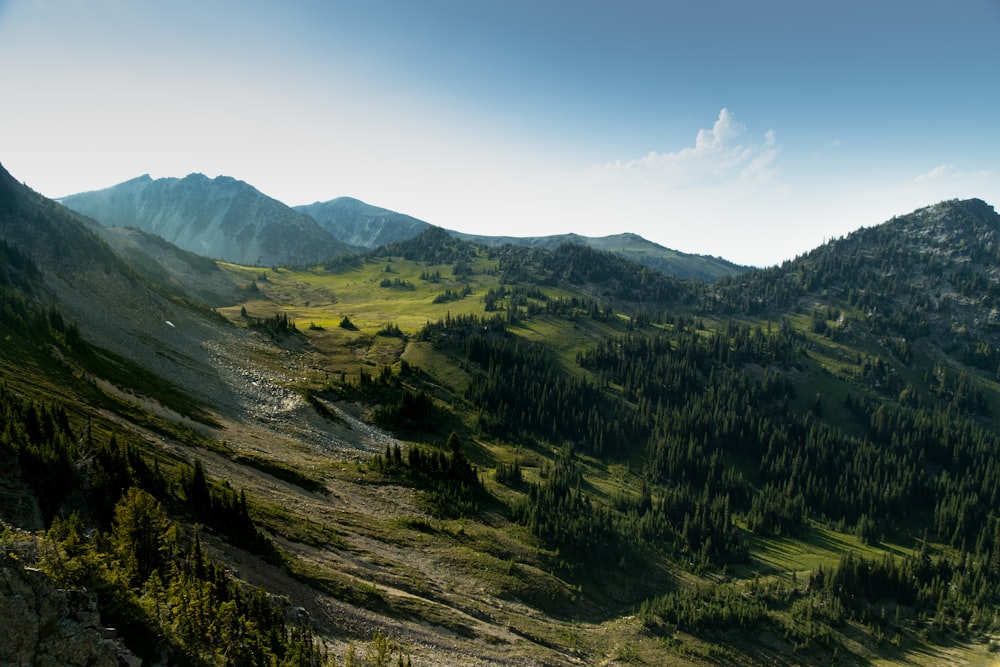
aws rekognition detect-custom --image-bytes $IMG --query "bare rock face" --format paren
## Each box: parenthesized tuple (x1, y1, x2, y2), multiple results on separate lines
(0, 555, 137, 666)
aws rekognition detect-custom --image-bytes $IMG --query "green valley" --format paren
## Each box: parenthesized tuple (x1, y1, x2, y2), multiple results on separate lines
(208, 219, 1000, 665)
(3, 167, 1000, 666)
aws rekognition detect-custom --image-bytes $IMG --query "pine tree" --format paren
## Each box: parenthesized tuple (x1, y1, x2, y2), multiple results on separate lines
(111, 487, 170, 586)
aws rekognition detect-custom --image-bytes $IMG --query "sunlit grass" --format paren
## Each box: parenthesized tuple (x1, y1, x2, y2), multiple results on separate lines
(511, 314, 623, 373)
(744, 520, 913, 581)
(221, 260, 503, 335)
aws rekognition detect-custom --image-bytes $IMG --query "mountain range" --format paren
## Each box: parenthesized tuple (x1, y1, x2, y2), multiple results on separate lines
(60, 173, 354, 267)
(60, 173, 746, 280)
(4, 157, 1000, 666)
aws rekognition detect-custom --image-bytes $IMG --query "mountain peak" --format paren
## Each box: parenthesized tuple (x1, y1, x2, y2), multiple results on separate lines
(890, 198, 999, 238)
(175, 173, 247, 189)
(913, 197, 995, 220)
(329, 196, 366, 206)
(294, 197, 430, 249)
(59, 174, 350, 265)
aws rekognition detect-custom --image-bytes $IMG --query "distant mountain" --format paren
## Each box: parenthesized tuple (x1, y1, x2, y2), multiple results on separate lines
(64, 174, 746, 279)
(60, 174, 353, 266)
(452, 230, 746, 281)
(292, 196, 745, 280)
(293, 197, 431, 249)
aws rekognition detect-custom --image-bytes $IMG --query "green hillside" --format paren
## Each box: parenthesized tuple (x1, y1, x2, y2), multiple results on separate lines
(216, 215, 1000, 664)
(451, 229, 747, 281)
(3, 172, 1000, 666)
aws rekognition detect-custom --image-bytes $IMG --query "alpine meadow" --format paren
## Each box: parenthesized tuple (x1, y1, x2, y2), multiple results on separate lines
(2, 158, 1000, 665)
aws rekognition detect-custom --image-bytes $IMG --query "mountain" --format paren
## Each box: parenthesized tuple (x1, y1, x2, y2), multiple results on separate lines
(4, 159, 1000, 667)
(0, 163, 254, 421)
(453, 229, 746, 280)
(293, 198, 745, 280)
(294, 196, 432, 248)
(64, 173, 745, 280)
(59, 173, 353, 266)
(713, 198, 1000, 346)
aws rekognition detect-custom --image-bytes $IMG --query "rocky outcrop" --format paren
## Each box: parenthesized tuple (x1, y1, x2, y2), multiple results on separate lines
(0, 554, 139, 666)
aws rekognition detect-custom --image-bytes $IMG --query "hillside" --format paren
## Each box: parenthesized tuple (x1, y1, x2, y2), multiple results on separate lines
(3, 163, 1000, 666)
(453, 229, 746, 281)
(60, 173, 353, 266)
(293, 194, 745, 281)
(707, 199, 1000, 400)
(294, 194, 744, 281)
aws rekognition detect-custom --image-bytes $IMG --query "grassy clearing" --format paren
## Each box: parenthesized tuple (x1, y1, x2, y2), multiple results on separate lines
(231, 453, 326, 493)
(744, 521, 912, 580)
(223, 260, 501, 335)
(511, 314, 622, 375)
(250, 496, 346, 549)
(286, 557, 393, 614)
(400, 341, 469, 395)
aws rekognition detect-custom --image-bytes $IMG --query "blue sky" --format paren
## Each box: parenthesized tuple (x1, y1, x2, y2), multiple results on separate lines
(1, 0, 998, 266)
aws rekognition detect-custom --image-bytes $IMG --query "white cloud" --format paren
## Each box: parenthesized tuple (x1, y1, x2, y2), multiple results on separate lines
(914, 163, 993, 183)
(695, 107, 744, 149)
(592, 108, 781, 191)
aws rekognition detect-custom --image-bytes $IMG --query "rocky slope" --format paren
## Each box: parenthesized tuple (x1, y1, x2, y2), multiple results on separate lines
(1, 163, 268, 425)
(60, 173, 352, 266)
